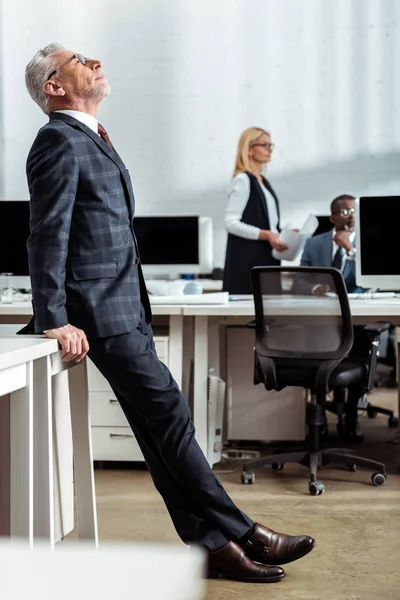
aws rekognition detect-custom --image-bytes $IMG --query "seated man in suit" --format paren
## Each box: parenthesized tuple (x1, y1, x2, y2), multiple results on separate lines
(300, 194, 365, 441)
(301, 194, 362, 294)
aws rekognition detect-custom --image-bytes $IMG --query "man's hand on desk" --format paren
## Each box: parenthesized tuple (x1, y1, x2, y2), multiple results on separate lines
(312, 284, 333, 297)
(45, 324, 89, 362)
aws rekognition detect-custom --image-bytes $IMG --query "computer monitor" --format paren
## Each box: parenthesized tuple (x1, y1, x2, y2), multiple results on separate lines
(0, 200, 30, 276)
(355, 196, 400, 290)
(313, 215, 333, 237)
(0, 202, 214, 284)
(133, 216, 213, 278)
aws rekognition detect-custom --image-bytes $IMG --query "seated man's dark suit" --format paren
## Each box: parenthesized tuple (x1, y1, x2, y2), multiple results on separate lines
(300, 230, 363, 295)
(25, 112, 253, 551)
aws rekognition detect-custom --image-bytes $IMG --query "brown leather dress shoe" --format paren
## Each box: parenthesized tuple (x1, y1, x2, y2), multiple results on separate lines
(242, 523, 315, 565)
(207, 541, 285, 583)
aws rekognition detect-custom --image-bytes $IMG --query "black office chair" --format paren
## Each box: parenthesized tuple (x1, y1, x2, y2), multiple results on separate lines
(324, 387, 398, 440)
(323, 329, 398, 437)
(241, 266, 389, 495)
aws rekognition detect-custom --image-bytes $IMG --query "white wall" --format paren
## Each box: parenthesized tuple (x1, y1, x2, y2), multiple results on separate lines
(1, 0, 399, 266)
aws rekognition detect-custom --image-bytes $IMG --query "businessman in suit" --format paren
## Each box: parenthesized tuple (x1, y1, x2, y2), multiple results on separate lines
(301, 195, 362, 295)
(24, 44, 314, 583)
(300, 194, 365, 441)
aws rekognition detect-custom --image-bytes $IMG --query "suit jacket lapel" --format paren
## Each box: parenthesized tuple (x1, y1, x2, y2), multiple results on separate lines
(321, 231, 334, 267)
(49, 113, 135, 219)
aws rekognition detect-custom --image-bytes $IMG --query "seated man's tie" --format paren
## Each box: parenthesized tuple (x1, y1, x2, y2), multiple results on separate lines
(332, 246, 344, 271)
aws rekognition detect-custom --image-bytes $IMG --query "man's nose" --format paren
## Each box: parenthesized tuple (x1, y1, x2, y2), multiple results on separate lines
(88, 58, 102, 71)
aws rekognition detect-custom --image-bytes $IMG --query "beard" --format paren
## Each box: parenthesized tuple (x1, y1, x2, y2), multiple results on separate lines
(79, 80, 111, 101)
(95, 80, 111, 98)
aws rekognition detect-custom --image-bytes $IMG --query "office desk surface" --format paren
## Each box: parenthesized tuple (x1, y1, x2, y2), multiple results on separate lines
(182, 297, 400, 319)
(3, 296, 400, 319)
(0, 337, 58, 370)
(0, 301, 183, 316)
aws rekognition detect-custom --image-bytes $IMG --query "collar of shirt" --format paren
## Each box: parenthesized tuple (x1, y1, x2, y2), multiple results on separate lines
(54, 110, 99, 135)
(332, 229, 355, 259)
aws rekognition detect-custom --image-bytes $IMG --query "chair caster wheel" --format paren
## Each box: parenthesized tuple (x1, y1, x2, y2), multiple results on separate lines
(371, 472, 386, 486)
(241, 471, 255, 485)
(348, 464, 357, 472)
(309, 481, 325, 496)
(367, 407, 377, 419)
(388, 416, 399, 428)
(271, 463, 284, 471)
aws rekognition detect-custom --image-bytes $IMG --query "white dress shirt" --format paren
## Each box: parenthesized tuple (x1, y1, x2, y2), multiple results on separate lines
(332, 229, 355, 270)
(54, 109, 99, 135)
(224, 172, 279, 240)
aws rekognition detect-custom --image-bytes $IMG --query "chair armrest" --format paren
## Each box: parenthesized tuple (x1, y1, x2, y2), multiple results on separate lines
(246, 320, 256, 329)
(364, 322, 391, 336)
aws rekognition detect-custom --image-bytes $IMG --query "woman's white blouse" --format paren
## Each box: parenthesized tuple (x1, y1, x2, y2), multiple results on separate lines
(224, 172, 279, 240)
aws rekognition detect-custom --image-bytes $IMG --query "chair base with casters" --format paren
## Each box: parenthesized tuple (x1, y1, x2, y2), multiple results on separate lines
(241, 396, 387, 495)
(324, 397, 399, 434)
(366, 403, 398, 428)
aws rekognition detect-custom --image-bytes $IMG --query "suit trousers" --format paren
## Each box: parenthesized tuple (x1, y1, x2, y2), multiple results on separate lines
(87, 310, 253, 551)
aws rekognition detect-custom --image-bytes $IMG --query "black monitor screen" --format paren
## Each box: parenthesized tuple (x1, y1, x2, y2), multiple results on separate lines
(0, 209, 199, 273)
(133, 216, 199, 265)
(359, 196, 400, 275)
(313, 215, 333, 237)
(0, 201, 30, 275)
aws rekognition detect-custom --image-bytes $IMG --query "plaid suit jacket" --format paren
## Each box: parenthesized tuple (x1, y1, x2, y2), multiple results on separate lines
(26, 112, 151, 338)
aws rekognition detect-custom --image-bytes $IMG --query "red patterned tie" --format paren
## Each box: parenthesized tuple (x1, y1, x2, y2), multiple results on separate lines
(98, 123, 113, 149)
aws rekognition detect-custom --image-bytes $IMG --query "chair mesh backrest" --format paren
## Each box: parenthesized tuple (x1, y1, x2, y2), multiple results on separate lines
(252, 267, 352, 359)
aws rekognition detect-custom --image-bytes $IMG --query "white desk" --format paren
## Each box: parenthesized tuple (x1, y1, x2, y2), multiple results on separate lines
(183, 297, 400, 460)
(2, 297, 399, 467)
(0, 302, 184, 390)
(0, 325, 98, 546)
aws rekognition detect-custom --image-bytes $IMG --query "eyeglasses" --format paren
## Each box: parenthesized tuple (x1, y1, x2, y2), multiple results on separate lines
(332, 208, 355, 217)
(251, 143, 275, 151)
(47, 53, 87, 81)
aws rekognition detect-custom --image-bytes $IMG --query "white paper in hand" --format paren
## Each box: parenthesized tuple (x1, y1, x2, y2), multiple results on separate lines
(272, 213, 318, 262)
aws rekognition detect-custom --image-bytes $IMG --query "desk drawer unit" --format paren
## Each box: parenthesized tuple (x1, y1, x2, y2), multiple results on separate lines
(89, 336, 169, 461)
(91, 427, 144, 462)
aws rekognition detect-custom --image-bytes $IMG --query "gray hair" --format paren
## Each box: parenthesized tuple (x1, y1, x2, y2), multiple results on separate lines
(25, 43, 65, 114)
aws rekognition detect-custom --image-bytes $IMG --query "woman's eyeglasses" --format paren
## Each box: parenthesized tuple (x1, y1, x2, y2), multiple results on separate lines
(251, 143, 275, 151)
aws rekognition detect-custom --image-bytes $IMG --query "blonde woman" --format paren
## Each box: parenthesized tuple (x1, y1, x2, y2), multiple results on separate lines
(223, 127, 287, 294)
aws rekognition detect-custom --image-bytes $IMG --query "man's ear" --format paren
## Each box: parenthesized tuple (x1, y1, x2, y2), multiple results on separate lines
(329, 215, 335, 224)
(43, 80, 65, 97)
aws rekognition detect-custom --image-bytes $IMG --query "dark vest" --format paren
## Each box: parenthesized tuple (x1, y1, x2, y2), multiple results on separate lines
(223, 172, 281, 295)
